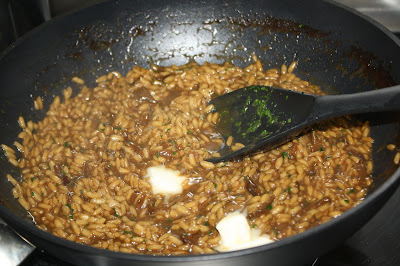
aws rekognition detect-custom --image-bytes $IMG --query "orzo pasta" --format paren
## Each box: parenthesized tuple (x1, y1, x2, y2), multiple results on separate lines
(2, 56, 373, 254)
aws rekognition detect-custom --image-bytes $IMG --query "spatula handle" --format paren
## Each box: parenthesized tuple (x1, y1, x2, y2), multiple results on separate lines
(312, 85, 400, 120)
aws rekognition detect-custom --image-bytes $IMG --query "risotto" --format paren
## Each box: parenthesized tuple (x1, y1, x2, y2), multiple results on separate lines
(2, 55, 373, 254)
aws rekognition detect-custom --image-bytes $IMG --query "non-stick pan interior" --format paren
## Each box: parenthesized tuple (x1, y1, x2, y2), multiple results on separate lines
(0, 0, 399, 262)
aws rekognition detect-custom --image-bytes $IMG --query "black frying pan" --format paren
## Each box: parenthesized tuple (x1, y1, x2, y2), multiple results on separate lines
(0, 0, 399, 265)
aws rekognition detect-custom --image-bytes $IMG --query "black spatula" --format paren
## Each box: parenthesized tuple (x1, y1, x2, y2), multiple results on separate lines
(207, 85, 400, 163)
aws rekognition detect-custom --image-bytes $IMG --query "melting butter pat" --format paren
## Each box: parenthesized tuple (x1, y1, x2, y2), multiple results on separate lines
(216, 211, 274, 252)
(145, 165, 186, 198)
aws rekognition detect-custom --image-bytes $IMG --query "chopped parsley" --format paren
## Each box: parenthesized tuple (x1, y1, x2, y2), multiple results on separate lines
(266, 204, 272, 210)
(63, 141, 69, 147)
(347, 188, 355, 194)
(282, 151, 290, 159)
(204, 221, 209, 226)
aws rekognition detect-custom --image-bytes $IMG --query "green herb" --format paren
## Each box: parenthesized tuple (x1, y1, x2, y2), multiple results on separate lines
(182, 232, 187, 236)
(286, 187, 291, 194)
(62, 171, 66, 176)
(31, 191, 35, 196)
(326, 155, 331, 159)
(80, 190, 83, 195)
(31, 177, 35, 182)
(66, 203, 72, 209)
(252, 224, 257, 228)
(69, 214, 74, 220)
(115, 126, 122, 130)
(347, 188, 355, 194)
(187, 130, 192, 134)
(340, 129, 345, 132)
(64, 142, 69, 147)
(288, 174, 292, 178)
(282, 151, 290, 159)
(52, 139, 56, 144)
(167, 218, 172, 222)
(299, 24, 303, 28)
(123, 231, 132, 234)
(168, 117, 171, 122)
(266, 204, 272, 210)
(214, 183, 217, 188)
(197, 214, 203, 218)
(143, 239, 146, 243)
(344, 199, 349, 203)
(168, 139, 172, 143)
(166, 128, 170, 133)
(172, 151, 177, 155)
(204, 221, 209, 226)
(319, 146, 324, 151)
(155, 152, 160, 158)
(100, 128, 105, 131)
(113, 208, 119, 217)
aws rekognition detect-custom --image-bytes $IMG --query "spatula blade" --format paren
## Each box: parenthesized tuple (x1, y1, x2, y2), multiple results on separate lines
(207, 85, 316, 163)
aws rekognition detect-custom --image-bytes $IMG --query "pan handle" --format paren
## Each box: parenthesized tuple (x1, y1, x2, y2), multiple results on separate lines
(0, 218, 35, 265)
